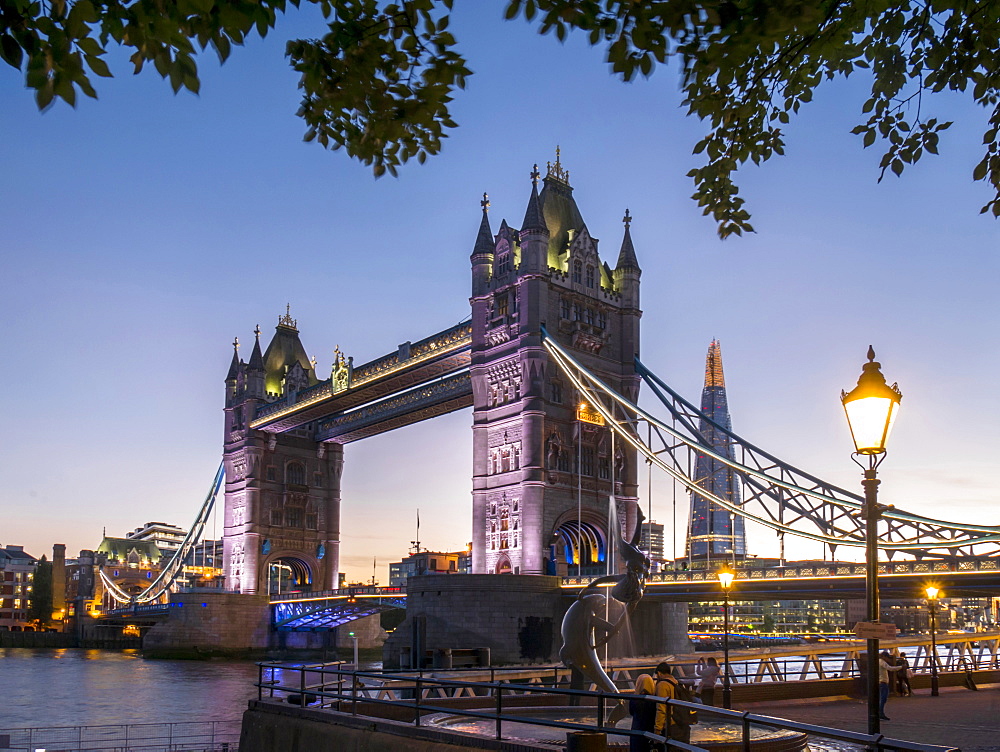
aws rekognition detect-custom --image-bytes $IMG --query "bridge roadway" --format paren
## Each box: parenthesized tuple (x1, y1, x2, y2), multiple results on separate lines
(564, 558, 1000, 601)
(249, 321, 472, 440)
(102, 558, 998, 629)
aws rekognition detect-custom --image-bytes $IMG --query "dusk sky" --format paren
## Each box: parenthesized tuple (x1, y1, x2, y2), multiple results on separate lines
(2, 3, 997, 583)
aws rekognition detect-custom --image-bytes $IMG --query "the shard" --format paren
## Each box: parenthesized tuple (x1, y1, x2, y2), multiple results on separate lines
(686, 340, 747, 563)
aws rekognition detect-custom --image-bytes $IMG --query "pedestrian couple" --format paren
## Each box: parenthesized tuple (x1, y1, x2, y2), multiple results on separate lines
(628, 661, 700, 751)
(877, 650, 905, 720)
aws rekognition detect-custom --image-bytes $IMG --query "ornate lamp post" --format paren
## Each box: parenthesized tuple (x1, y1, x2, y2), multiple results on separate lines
(925, 586, 941, 696)
(717, 566, 736, 709)
(842, 346, 902, 736)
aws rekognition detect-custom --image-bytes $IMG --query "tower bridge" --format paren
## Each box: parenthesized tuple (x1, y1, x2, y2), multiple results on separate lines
(101, 154, 1000, 646)
(222, 154, 643, 596)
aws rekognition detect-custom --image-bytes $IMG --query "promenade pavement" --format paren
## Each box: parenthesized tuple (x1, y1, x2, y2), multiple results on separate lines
(742, 684, 1000, 751)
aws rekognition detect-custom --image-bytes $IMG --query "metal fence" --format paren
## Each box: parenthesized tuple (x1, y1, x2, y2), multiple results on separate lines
(255, 662, 958, 752)
(0, 721, 240, 752)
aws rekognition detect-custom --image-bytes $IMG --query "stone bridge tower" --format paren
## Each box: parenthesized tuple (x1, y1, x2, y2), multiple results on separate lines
(222, 310, 342, 595)
(470, 155, 642, 575)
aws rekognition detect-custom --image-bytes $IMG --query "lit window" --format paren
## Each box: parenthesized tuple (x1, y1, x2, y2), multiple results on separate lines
(496, 294, 509, 318)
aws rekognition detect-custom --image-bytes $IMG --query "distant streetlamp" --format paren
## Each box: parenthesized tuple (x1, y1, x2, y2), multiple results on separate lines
(842, 346, 902, 737)
(717, 566, 736, 709)
(926, 586, 941, 696)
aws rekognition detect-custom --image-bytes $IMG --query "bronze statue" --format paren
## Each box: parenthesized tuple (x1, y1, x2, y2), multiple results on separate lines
(559, 506, 651, 725)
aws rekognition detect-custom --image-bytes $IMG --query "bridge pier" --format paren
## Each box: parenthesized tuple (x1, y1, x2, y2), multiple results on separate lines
(383, 574, 690, 669)
(142, 591, 270, 659)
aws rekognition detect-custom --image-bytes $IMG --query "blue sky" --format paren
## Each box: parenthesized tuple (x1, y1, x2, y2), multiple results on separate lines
(2, 3, 997, 582)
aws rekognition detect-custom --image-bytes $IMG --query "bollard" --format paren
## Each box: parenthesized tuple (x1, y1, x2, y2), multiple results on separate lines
(566, 730, 607, 751)
(477, 647, 491, 667)
(434, 648, 453, 669)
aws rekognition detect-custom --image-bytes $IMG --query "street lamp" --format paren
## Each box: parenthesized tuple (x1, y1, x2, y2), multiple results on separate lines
(717, 566, 736, 709)
(925, 586, 941, 696)
(842, 346, 902, 736)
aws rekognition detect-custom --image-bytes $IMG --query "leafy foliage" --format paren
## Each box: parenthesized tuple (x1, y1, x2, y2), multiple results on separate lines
(4, 0, 1000, 236)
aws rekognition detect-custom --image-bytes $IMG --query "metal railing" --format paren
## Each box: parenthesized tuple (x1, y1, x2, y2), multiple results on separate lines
(0, 720, 240, 752)
(253, 662, 957, 752)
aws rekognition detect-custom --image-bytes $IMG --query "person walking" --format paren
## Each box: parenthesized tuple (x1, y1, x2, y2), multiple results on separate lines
(878, 650, 903, 720)
(628, 674, 657, 752)
(653, 661, 692, 746)
(695, 657, 721, 706)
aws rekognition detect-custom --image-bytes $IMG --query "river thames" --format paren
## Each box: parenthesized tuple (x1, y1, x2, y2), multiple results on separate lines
(0, 649, 260, 730)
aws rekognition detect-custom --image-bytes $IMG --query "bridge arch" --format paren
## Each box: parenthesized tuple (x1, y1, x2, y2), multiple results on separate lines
(262, 552, 316, 596)
(551, 514, 607, 578)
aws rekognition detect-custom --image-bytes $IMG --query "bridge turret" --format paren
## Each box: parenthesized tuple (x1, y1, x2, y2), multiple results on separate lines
(613, 210, 642, 375)
(245, 325, 265, 400)
(471, 193, 494, 298)
(225, 337, 240, 407)
(518, 165, 548, 275)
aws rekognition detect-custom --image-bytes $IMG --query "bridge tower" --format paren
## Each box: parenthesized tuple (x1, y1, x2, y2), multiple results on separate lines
(470, 155, 642, 575)
(222, 311, 343, 595)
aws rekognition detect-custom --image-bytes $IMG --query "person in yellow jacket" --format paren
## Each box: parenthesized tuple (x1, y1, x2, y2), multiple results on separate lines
(653, 661, 691, 745)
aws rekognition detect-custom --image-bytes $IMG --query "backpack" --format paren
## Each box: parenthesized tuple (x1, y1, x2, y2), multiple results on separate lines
(657, 677, 698, 726)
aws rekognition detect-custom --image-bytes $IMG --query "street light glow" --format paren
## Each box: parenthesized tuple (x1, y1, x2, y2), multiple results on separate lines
(841, 346, 902, 455)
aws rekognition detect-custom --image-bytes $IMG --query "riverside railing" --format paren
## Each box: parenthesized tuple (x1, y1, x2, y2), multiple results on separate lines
(254, 663, 958, 752)
(0, 720, 240, 752)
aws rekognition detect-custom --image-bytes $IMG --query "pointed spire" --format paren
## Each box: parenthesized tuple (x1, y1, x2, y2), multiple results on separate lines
(226, 337, 240, 381)
(615, 208, 641, 272)
(473, 192, 494, 255)
(248, 324, 264, 371)
(704, 339, 725, 388)
(521, 164, 548, 234)
(546, 145, 571, 186)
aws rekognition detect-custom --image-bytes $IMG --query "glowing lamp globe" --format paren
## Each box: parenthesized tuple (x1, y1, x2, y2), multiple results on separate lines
(717, 568, 736, 589)
(925, 586, 940, 600)
(841, 346, 902, 455)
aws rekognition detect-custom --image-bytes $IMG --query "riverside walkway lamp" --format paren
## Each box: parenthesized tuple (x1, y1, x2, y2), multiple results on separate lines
(842, 346, 902, 736)
(925, 586, 941, 696)
(717, 566, 736, 709)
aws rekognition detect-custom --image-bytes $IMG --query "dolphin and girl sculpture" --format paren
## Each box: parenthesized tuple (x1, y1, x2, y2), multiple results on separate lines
(558, 506, 652, 723)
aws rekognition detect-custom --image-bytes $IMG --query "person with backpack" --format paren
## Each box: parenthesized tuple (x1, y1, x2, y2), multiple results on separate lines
(653, 661, 697, 745)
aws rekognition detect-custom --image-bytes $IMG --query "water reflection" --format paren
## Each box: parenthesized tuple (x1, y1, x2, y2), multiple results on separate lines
(0, 649, 259, 729)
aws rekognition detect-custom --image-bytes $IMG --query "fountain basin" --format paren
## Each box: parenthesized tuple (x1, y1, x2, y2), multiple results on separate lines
(423, 707, 809, 751)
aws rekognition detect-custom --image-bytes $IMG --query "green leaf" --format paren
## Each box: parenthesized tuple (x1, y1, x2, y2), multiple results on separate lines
(0, 35, 23, 69)
(86, 54, 112, 78)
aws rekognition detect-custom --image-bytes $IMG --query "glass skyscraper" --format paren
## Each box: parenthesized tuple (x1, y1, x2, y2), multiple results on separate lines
(686, 340, 747, 563)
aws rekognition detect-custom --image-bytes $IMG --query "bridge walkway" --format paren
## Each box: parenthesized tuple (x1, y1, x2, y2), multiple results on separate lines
(744, 683, 1000, 751)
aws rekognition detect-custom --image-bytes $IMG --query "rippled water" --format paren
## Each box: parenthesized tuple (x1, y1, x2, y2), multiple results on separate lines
(0, 648, 260, 729)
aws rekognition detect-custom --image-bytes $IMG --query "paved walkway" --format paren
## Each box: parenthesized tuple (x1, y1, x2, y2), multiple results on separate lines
(742, 684, 1000, 751)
